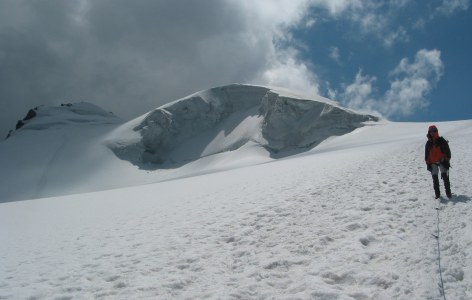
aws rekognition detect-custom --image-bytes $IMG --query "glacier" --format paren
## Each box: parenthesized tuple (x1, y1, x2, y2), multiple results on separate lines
(107, 84, 378, 167)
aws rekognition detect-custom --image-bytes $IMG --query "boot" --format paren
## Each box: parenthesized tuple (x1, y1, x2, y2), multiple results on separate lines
(433, 175, 440, 198)
(442, 172, 452, 198)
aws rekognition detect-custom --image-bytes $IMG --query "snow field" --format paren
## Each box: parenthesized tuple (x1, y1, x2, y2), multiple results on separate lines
(0, 121, 471, 299)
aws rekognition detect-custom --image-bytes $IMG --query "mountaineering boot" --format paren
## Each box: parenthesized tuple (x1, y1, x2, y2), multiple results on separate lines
(433, 174, 440, 199)
(442, 172, 452, 198)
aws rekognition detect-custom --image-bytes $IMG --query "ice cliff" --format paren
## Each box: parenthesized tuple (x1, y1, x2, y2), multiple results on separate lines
(107, 84, 379, 167)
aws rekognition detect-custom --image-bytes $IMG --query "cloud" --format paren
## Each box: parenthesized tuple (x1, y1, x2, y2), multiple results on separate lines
(309, 0, 364, 16)
(421, 0, 470, 24)
(341, 70, 378, 114)
(258, 50, 319, 95)
(340, 49, 444, 118)
(0, 0, 318, 138)
(390, 49, 444, 82)
(383, 26, 409, 48)
(309, 0, 411, 48)
(436, 0, 470, 16)
(382, 49, 444, 116)
(329, 46, 341, 64)
(305, 18, 317, 28)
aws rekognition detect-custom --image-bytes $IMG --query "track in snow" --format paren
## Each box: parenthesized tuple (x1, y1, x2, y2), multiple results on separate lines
(0, 123, 471, 299)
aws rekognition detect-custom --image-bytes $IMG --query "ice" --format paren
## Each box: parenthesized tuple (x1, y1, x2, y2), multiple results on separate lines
(108, 84, 378, 166)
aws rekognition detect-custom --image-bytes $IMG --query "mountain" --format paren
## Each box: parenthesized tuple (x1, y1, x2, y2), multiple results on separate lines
(0, 102, 124, 201)
(0, 107, 471, 298)
(107, 84, 378, 167)
(0, 84, 378, 202)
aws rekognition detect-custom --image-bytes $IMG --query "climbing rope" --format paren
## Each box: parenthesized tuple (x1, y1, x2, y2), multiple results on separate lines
(433, 200, 447, 300)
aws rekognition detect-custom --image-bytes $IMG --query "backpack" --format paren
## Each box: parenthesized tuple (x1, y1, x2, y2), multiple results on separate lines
(438, 137, 451, 160)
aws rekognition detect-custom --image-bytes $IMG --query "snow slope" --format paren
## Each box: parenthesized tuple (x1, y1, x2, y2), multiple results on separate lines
(0, 102, 124, 201)
(1, 119, 471, 299)
(0, 84, 377, 202)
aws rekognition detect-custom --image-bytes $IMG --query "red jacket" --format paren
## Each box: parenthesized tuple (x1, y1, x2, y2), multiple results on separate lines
(425, 137, 451, 164)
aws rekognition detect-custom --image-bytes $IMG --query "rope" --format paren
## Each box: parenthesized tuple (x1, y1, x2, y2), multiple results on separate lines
(433, 200, 447, 300)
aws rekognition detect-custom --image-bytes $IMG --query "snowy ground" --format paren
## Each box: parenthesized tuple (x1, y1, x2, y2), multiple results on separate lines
(0, 120, 471, 299)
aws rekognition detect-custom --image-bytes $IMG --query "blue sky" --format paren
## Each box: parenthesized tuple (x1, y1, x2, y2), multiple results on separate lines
(0, 0, 471, 138)
(290, 0, 471, 121)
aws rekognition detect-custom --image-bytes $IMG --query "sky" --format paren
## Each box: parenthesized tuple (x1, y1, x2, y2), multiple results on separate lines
(0, 0, 471, 138)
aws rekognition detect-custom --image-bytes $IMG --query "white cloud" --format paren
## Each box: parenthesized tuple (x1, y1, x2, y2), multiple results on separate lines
(309, 0, 411, 48)
(398, 1, 471, 31)
(391, 49, 444, 82)
(382, 49, 444, 116)
(436, 0, 470, 15)
(258, 50, 319, 95)
(309, 0, 363, 16)
(234, 0, 320, 94)
(412, 1, 470, 27)
(382, 78, 431, 116)
(341, 70, 378, 114)
(329, 46, 341, 63)
(383, 26, 409, 48)
(413, 18, 427, 29)
(340, 49, 444, 118)
(305, 18, 317, 28)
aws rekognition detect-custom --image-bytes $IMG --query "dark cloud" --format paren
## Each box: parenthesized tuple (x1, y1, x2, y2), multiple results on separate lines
(1, 0, 316, 138)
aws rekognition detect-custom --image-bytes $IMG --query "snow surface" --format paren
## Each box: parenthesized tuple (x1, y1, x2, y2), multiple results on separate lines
(0, 88, 471, 299)
(0, 102, 123, 201)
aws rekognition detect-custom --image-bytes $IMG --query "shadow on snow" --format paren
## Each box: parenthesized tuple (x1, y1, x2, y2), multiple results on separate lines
(440, 194, 471, 204)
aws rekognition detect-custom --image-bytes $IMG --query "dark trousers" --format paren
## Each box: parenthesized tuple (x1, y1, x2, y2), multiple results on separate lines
(430, 163, 451, 197)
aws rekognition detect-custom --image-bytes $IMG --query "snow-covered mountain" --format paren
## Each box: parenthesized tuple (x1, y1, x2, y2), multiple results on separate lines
(0, 84, 377, 201)
(0, 85, 471, 299)
(1, 102, 124, 201)
(107, 84, 377, 167)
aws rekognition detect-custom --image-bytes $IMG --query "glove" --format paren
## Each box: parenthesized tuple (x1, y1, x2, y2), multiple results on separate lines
(427, 164, 432, 172)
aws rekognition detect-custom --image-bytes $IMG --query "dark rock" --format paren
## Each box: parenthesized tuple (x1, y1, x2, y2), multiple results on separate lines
(15, 120, 25, 130)
(23, 109, 37, 121)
